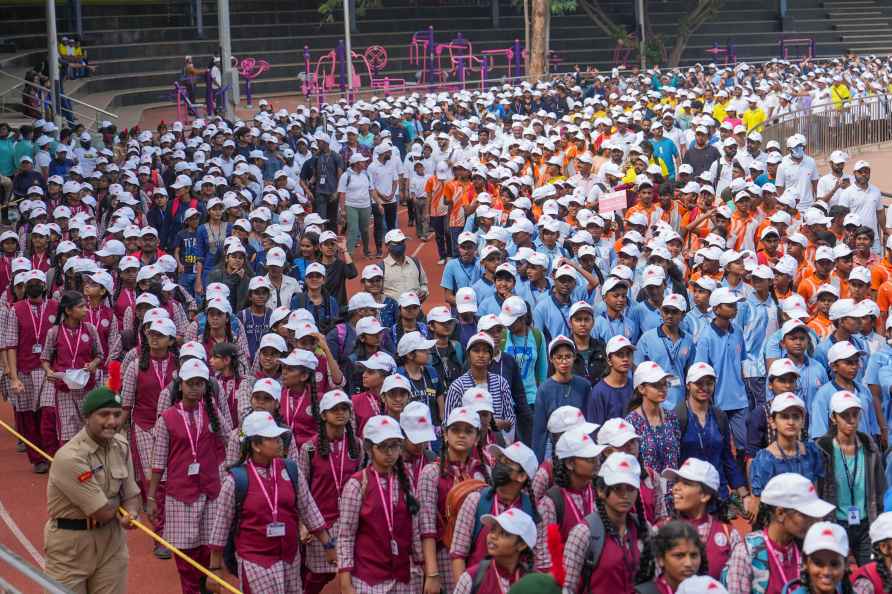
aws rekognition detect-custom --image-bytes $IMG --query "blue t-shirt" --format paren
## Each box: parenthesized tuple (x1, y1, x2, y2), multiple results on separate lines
(441, 258, 481, 294)
(749, 440, 825, 496)
(587, 379, 633, 427)
(694, 321, 747, 411)
(532, 376, 592, 460)
(174, 228, 200, 274)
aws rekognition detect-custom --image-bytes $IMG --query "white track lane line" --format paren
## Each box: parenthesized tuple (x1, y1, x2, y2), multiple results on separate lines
(0, 497, 45, 568)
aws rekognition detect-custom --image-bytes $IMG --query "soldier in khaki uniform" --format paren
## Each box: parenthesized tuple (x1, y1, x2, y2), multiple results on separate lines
(44, 385, 142, 594)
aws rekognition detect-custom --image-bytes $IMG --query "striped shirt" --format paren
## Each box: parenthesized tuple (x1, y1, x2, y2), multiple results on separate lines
(444, 371, 516, 428)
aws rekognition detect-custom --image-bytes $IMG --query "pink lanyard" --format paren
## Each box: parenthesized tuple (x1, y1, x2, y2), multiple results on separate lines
(327, 438, 348, 492)
(409, 458, 423, 492)
(492, 495, 517, 516)
(59, 323, 83, 362)
(151, 357, 169, 388)
(490, 562, 519, 594)
(371, 469, 396, 541)
(565, 486, 594, 525)
(87, 305, 100, 329)
(29, 301, 46, 341)
(123, 288, 135, 311)
(283, 388, 307, 427)
(249, 459, 279, 522)
(367, 392, 381, 416)
(764, 537, 801, 586)
(177, 402, 203, 461)
(654, 576, 674, 594)
(32, 253, 45, 271)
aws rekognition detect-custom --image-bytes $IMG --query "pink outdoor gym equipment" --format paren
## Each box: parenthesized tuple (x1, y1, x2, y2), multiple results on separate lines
(238, 57, 270, 107)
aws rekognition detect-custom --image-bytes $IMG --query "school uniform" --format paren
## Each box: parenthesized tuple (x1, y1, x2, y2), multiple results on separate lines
(338, 468, 422, 594)
(209, 457, 327, 594)
(2, 297, 59, 466)
(114, 287, 136, 325)
(417, 460, 488, 592)
(235, 371, 282, 425)
(39, 322, 103, 443)
(634, 325, 694, 409)
(298, 435, 363, 592)
(674, 514, 741, 580)
(214, 372, 240, 429)
(86, 303, 121, 383)
(536, 485, 596, 542)
(183, 317, 252, 374)
(279, 384, 325, 450)
(224, 424, 299, 468)
(562, 514, 641, 594)
(694, 321, 748, 449)
(725, 530, 801, 594)
(452, 562, 528, 594)
(151, 400, 229, 594)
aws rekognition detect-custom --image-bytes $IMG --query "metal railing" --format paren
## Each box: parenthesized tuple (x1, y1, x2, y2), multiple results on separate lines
(0, 71, 118, 132)
(761, 93, 892, 158)
(0, 545, 73, 594)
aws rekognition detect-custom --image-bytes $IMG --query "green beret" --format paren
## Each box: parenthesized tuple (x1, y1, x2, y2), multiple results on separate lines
(81, 386, 122, 417)
(508, 574, 561, 594)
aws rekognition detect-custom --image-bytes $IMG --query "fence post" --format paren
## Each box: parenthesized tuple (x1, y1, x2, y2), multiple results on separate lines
(513, 38, 522, 80)
(337, 40, 346, 96)
(427, 26, 435, 85)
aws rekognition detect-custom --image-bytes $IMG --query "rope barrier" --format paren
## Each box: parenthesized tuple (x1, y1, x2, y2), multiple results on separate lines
(0, 418, 243, 594)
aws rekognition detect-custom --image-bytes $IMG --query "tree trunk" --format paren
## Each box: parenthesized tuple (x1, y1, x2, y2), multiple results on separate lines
(544, 7, 551, 74)
(529, 0, 548, 80)
(667, 0, 720, 67)
(523, 0, 530, 73)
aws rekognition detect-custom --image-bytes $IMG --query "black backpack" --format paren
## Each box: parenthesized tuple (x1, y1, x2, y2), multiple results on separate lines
(223, 459, 302, 575)
(673, 400, 729, 440)
(545, 487, 606, 588)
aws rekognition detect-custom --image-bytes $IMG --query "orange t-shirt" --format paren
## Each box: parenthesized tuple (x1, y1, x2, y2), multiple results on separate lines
(807, 314, 834, 340)
(798, 272, 833, 308)
(425, 176, 449, 218)
(445, 179, 474, 228)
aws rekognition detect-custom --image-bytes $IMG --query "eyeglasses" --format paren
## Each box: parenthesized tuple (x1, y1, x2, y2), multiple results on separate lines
(374, 442, 403, 454)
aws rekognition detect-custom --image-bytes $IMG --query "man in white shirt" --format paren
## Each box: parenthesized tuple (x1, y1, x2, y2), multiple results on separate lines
(775, 134, 818, 213)
(816, 150, 850, 207)
(368, 143, 400, 253)
(838, 160, 884, 252)
(337, 153, 374, 257)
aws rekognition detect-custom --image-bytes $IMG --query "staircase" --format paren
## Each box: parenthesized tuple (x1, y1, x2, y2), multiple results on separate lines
(1, 0, 890, 126)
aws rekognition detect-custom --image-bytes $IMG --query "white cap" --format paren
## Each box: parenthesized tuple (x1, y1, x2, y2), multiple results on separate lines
(488, 442, 539, 479)
(709, 287, 743, 309)
(427, 306, 455, 324)
(258, 333, 288, 353)
(381, 373, 412, 394)
(554, 264, 577, 280)
(661, 458, 720, 492)
(547, 335, 575, 357)
(828, 341, 861, 364)
(803, 522, 849, 557)
(686, 362, 716, 384)
(398, 291, 421, 308)
(770, 391, 806, 414)
(677, 576, 728, 594)
(499, 296, 528, 327)
(555, 425, 607, 460)
(768, 357, 801, 378)
(279, 348, 318, 369)
(869, 512, 892, 544)
(205, 297, 232, 315)
(633, 361, 675, 389)
(830, 390, 863, 414)
(384, 229, 407, 244)
(462, 387, 495, 414)
(480, 509, 537, 550)
(606, 335, 635, 355)
(849, 266, 871, 285)
(601, 277, 628, 295)
(457, 231, 478, 245)
(249, 275, 273, 292)
(641, 265, 666, 287)
(242, 410, 290, 438)
(319, 389, 351, 412)
(266, 247, 287, 268)
(829, 298, 857, 321)
(761, 473, 834, 517)
(148, 318, 177, 338)
(400, 401, 436, 444)
(467, 331, 495, 351)
(252, 378, 283, 401)
(397, 331, 437, 357)
(546, 406, 597, 435)
(348, 292, 385, 311)
(179, 359, 210, 381)
(477, 314, 503, 332)
(357, 351, 396, 372)
(361, 264, 384, 280)
(455, 287, 478, 313)
(598, 452, 641, 488)
(568, 301, 594, 319)
(661, 293, 687, 312)
(135, 293, 160, 308)
(597, 418, 640, 447)
(446, 406, 481, 429)
(363, 415, 403, 444)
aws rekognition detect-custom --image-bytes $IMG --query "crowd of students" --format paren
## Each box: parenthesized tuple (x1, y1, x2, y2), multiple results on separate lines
(2, 52, 892, 594)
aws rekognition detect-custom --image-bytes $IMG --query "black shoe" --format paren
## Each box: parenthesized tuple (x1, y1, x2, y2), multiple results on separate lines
(33, 462, 49, 474)
(154, 543, 172, 560)
(16, 440, 25, 453)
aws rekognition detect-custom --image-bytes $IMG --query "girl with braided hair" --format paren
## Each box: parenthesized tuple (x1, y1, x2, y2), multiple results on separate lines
(661, 458, 741, 580)
(636, 520, 705, 593)
(45, 240, 78, 297)
(461, 386, 506, 467)
(292, 317, 344, 393)
(112, 254, 139, 325)
(562, 452, 654, 593)
(851, 512, 892, 593)
(147, 358, 229, 594)
(208, 411, 334, 594)
(337, 415, 420, 594)
(531, 406, 598, 501)
(209, 341, 241, 428)
(184, 297, 251, 375)
(235, 332, 287, 424)
(350, 350, 396, 437)
(781, 521, 853, 594)
(82, 270, 121, 385)
(299, 389, 362, 594)
(279, 348, 324, 449)
(418, 407, 490, 594)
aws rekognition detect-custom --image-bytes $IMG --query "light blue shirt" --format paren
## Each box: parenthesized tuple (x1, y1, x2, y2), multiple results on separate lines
(594, 309, 638, 344)
(629, 299, 663, 339)
(532, 294, 573, 342)
(809, 379, 878, 439)
(681, 307, 713, 344)
(504, 329, 548, 405)
(813, 333, 868, 384)
(694, 320, 747, 411)
(441, 258, 481, 294)
(737, 293, 780, 378)
(471, 276, 497, 304)
(634, 325, 694, 409)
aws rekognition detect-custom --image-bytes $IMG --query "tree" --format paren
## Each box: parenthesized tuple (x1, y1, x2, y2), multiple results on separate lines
(577, 0, 723, 67)
(526, 0, 578, 80)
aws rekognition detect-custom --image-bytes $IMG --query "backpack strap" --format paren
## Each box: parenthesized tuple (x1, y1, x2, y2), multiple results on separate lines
(545, 485, 565, 526)
(634, 583, 661, 594)
(306, 444, 315, 489)
(336, 323, 348, 359)
(230, 465, 249, 516)
(283, 458, 302, 495)
(674, 400, 689, 437)
(470, 559, 491, 594)
(580, 510, 605, 587)
(470, 488, 494, 547)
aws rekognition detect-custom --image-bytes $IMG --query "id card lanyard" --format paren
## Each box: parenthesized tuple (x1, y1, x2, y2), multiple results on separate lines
(177, 402, 203, 476)
(29, 301, 47, 353)
(372, 468, 400, 555)
(249, 459, 285, 537)
(837, 439, 862, 525)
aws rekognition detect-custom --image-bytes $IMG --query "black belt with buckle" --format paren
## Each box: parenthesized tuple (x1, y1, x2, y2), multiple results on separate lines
(56, 518, 104, 530)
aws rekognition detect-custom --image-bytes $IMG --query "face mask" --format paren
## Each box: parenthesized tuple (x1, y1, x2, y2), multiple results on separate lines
(25, 284, 44, 299)
(491, 462, 514, 488)
(791, 146, 805, 159)
(389, 243, 406, 258)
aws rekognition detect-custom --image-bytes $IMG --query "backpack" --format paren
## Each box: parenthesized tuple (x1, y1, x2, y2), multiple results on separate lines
(470, 559, 492, 594)
(441, 479, 489, 549)
(470, 487, 540, 547)
(674, 400, 729, 440)
(223, 458, 302, 575)
(379, 255, 423, 287)
(579, 511, 606, 588)
(634, 583, 661, 594)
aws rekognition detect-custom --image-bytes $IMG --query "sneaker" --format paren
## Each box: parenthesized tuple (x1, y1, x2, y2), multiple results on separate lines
(32, 462, 49, 474)
(154, 543, 172, 560)
(16, 440, 25, 453)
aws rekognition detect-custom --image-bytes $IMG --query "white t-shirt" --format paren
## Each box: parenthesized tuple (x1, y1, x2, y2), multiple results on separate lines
(776, 155, 819, 212)
(336, 168, 372, 209)
(839, 182, 882, 236)
(816, 173, 846, 206)
(368, 160, 399, 202)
